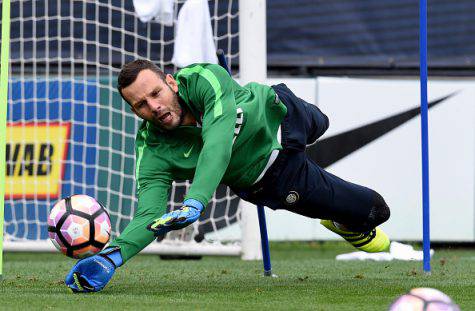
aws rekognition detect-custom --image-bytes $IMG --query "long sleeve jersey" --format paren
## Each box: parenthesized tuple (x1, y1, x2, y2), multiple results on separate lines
(110, 63, 287, 261)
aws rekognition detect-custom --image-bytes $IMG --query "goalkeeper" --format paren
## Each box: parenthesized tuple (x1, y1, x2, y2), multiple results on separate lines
(65, 60, 391, 292)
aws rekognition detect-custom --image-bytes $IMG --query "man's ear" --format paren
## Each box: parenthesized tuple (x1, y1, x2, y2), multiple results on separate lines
(165, 74, 178, 93)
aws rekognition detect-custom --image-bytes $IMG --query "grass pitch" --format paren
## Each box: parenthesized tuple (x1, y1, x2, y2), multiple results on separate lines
(0, 242, 474, 310)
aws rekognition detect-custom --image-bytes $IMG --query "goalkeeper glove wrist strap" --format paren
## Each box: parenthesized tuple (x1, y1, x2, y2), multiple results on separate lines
(183, 198, 204, 212)
(99, 246, 123, 268)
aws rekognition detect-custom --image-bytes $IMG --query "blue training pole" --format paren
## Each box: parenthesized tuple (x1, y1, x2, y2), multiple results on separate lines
(216, 50, 273, 276)
(419, 0, 431, 273)
(216, 50, 231, 75)
(257, 205, 272, 275)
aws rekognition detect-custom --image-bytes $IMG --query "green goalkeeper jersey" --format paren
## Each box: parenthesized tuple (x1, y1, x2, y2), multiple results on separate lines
(110, 63, 287, 262)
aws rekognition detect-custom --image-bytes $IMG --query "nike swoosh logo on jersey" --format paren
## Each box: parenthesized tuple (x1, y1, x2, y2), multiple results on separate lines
(184, 144, 194, 158)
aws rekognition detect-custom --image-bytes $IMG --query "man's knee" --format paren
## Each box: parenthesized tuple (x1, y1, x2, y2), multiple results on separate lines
(307, 105, 329, 145)
(346, 190, 390, 232)
(367, 190, 390, 227)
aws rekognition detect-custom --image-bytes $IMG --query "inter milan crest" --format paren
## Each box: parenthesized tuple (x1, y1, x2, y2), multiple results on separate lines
(285, 191, 299, 205)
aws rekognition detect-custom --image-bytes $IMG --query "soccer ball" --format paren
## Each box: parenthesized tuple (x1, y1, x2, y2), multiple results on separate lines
(389, 288, 460, 311)
(47, 194, 111, 259)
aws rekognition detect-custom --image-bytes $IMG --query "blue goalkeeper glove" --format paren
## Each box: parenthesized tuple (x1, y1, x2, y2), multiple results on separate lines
(147, 199, 204, 236)
(65, 247, 123, 293)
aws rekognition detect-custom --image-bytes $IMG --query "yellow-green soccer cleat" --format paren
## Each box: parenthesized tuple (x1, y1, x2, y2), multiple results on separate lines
(320, 219, 390, 253)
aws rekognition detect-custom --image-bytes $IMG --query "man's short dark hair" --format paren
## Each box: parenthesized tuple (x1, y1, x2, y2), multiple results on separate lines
(117, 59, 166, 103)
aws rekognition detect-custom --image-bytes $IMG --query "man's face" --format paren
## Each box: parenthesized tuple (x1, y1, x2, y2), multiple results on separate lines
(122, 69, 182, 130)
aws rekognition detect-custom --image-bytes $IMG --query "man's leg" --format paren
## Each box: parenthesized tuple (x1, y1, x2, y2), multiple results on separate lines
(270, 83, 389, 252)
(325, 189, 390, 232)
(276, 153, 390, 252)
(319, 189, 391, 253)
(272, 83, 330, 150)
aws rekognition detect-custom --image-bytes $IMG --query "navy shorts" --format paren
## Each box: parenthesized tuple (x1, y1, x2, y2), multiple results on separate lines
(233, 83, 375, 227)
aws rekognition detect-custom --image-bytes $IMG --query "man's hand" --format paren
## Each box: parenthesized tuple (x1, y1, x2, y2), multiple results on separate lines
(65, 247, 122, 293)
(147, 199, 204, 236)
